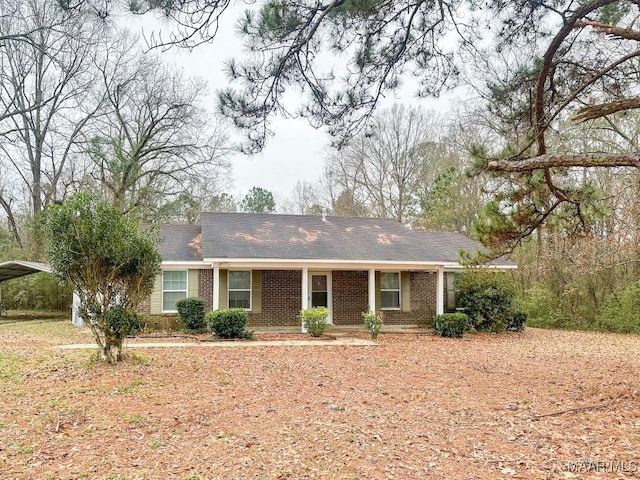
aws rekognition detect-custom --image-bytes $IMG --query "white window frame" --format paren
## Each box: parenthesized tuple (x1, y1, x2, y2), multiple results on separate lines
(162, 270, 188, 313)
(228, 270, 252, 310)
(380, 271, 401, 310)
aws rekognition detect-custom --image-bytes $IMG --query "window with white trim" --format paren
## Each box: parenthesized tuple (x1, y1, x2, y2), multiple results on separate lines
(228, 270, 251, 309)
(162, 270, 187, 312)
(380, 272, 401, 309)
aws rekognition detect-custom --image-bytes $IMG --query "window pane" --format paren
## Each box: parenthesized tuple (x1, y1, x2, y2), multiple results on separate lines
(229, 290, 251, 309)
(163, 291, 186, 311)
(380, 272, 399, 290)
(312, 275, 327, 291)
(229, 271, 250, 290)
(163, 271, 187, 290)
(311, 291, 328, 308)
(381, 291, 400, 309)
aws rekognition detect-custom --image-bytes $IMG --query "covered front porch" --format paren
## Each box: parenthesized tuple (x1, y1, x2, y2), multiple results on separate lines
(206, 260, 447, 327)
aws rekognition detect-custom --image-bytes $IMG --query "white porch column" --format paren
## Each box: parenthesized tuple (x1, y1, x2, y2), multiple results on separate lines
(368, 268, 376, 313)
(212, 264, 220, 311)
(436, 267, 444, 315)
(301, 267, 309, 333)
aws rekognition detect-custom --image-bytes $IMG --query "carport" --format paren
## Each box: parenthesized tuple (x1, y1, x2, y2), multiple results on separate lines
(0, 260, 82, 325)
(0, 260, 53, 316)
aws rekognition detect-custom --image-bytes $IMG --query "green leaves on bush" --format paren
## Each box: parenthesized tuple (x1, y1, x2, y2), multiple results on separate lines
(456, 270, 526, 332)
(44, 192, 161, 363)
(206, 308, 253, 339)
(506, 312, 527, 332)
(362, 311, 383, 339)
(176, 297, 206, 332)
(301, 307, 328, 337)
(434, 313, 471, 338)
(104, 305, 143, 337)
(596, 281, 640, 334)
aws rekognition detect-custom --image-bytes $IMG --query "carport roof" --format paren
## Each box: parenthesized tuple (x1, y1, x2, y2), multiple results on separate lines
(0, 260, 52, 282)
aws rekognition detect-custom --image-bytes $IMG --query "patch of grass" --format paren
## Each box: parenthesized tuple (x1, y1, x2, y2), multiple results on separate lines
(216, 430, 236, 440)
(47, 398, 64, 408)
(113, 380, 145, 395)
(0, 352, 24, 383)
(150, 439, 164, 448)
(16, 444, 35, 455)
(128, 351, 151, 366)
(0, 317, 78, 341)
(106, 475, 137, 480)
(114, 386, 134, 394)
(75, 386, 96, 394)
(127, 414, 148, 424)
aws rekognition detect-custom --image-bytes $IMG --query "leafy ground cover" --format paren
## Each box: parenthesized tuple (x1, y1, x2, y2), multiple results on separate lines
(1, 319, 639, 479)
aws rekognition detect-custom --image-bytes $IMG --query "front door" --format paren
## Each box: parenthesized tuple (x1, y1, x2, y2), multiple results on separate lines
(309, 272, 332, 323)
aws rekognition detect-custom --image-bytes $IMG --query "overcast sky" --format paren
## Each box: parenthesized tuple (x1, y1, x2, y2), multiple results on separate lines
(130, 7, 457, 198)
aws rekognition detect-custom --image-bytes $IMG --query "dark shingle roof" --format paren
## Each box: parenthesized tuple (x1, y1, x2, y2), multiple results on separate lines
(158, 225, 202, 261)
(187, 212, 514, 266)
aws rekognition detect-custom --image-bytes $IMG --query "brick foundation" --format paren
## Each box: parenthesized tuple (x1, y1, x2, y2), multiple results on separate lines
(142, 314, 180, 331)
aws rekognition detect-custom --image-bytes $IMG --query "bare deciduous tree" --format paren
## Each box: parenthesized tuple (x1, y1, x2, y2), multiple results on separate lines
(86, 42, 231, 219)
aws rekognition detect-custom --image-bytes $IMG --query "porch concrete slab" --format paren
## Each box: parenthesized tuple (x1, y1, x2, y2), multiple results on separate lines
(55, 337, 378, 350)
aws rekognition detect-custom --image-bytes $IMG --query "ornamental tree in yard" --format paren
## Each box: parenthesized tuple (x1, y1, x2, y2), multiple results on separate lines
(44, 193, 161, 363)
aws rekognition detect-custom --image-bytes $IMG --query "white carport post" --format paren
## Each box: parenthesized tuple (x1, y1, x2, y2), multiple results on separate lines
(301, 266, 309, 333)
(436, 267, 445, 315)
(71, 291, 84, 327)
(368, 268, 376, 313)
(212, 264, 220, 311)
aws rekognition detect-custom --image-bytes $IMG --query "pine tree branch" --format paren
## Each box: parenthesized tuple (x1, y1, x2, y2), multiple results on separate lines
(575, 19, 640, 41)
(573, 98, 640, 122)
(486, 152, 640, 172)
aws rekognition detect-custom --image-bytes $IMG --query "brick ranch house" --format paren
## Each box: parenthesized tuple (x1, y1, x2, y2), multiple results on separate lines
(140, 212, 516, 329)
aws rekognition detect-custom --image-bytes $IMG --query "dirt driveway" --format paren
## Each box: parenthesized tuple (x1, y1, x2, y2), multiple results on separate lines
(1, 320, 639, 479)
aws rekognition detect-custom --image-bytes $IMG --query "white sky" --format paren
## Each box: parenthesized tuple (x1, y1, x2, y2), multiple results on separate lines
(129, 7, 458, 198)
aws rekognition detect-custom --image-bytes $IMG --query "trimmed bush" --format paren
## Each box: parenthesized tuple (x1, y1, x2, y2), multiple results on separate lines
(206, 308, 252, 339)
(506, 311, 527, 332)
(176, 297, 206, 332)
(456, 270, 519, 332)
(434, 313, 471, 338)
(363, 311, 383, 339)
(301, 307, 329, 337)
(104, 305, 143, 337)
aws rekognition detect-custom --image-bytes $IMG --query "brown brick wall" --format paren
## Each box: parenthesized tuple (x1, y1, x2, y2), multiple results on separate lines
(198, 269, 213, 311)
(383, 271, 437, 326)
(332, 270, 369, 325)
(141, 268, 438, 328)
(248, 270, 302, 327)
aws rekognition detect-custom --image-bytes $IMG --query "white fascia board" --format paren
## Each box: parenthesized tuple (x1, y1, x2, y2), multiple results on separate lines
(202, 258, 517, 271)
(204, 258, 443, 270)
(161, 261, 211, 269)
(441, 263, 518, 270)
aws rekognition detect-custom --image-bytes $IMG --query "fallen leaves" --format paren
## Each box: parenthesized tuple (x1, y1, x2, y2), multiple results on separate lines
(1, 323, 640, 478)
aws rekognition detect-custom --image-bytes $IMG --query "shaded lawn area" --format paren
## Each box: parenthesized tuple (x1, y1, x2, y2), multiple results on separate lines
(1, 319, 640, 479)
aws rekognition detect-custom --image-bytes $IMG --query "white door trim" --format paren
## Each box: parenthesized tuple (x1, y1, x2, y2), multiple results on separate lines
(309, 270, 333, 324)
